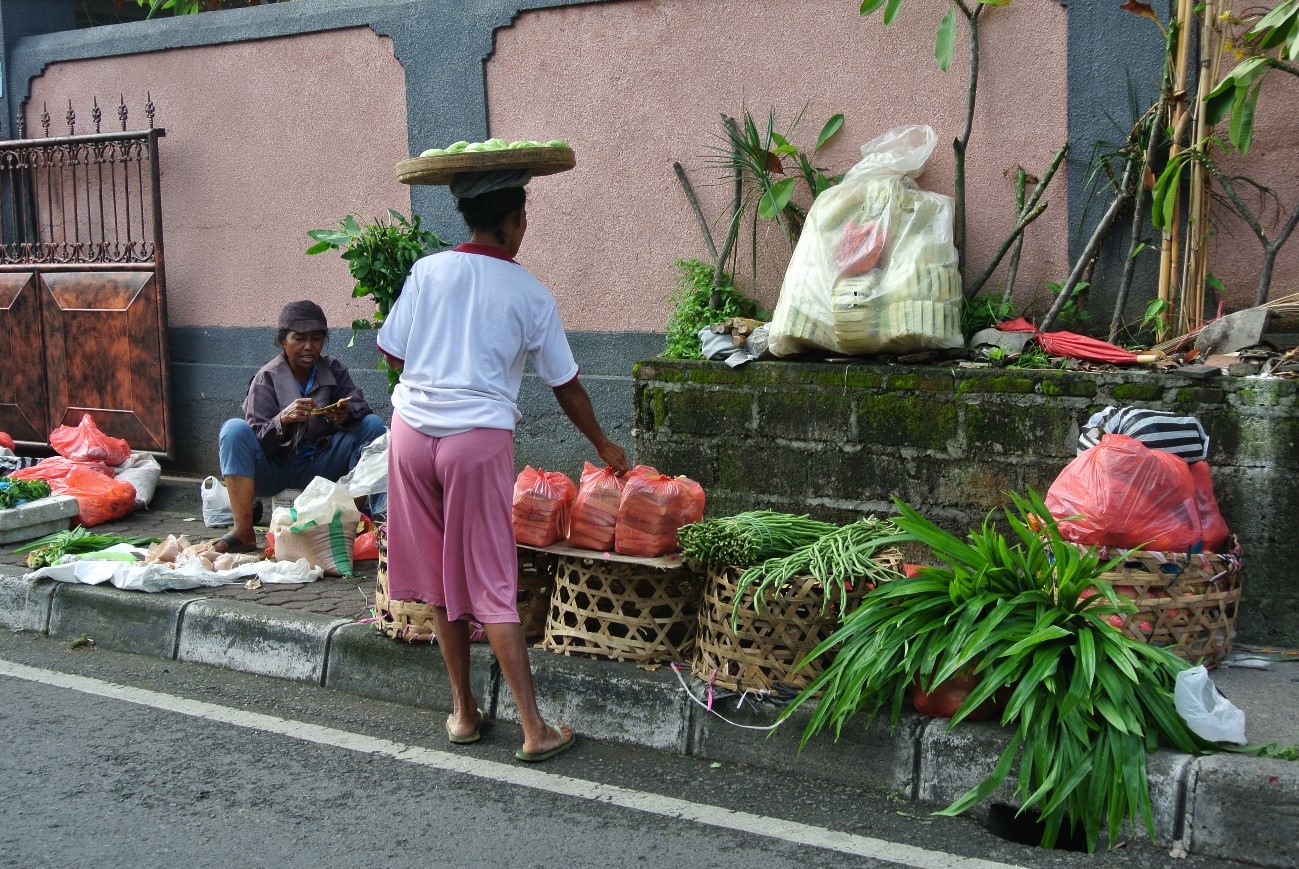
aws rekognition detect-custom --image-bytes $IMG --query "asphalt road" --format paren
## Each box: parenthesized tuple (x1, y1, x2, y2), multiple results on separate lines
(0, 629, 1252, 869)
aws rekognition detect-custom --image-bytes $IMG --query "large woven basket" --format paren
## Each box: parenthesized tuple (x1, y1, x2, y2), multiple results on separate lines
(372, 525, 555, 642)
(691, 553, 901, 694)
(1092, 545, 1243, 669)
(541, 554, 701, 663)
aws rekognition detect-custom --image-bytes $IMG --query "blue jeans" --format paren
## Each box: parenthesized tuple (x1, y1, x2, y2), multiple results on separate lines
(218, 414, 387, 498)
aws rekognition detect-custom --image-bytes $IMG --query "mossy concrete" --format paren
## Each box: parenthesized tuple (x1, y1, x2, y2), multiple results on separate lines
(634, 358, 1299, 647)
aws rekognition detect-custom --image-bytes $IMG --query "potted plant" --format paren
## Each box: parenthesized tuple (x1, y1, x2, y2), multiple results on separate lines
(783, 491, 1214, 852)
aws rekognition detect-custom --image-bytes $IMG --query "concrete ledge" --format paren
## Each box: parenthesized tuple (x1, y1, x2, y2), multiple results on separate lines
(502, 649, 691, 752)
(687, 690, 921, 798)
(0, 575, 55, 633)
(1183, 753, 1299, 868)
(177, 599, 348, 683)
(324, 623, 495, 712)
(48, 583, 201, 659)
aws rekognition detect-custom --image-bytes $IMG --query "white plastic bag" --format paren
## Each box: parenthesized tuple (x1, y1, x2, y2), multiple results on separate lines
(269, 476, 360, 576)
(115, 453, 162, 508)
(338, 429, 389, 497)
(200, 475, 233, 528)
(1174, 665, 1247, 744)
(768, 124, 964, 358)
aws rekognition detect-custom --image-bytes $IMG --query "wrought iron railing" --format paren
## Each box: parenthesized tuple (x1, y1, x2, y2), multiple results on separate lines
(0, 96, 165, 267)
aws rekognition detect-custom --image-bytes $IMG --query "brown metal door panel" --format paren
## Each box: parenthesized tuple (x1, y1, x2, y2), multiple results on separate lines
(0, 272, 50, 442)
(41, 270, 169, 453)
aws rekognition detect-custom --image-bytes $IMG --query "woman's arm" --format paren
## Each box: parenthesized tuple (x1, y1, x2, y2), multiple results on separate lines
(552, 377, 629, 475)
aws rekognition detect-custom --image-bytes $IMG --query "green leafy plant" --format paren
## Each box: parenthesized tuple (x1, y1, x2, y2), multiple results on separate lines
(1139, 298, 1171, 343)
(0, 477, 52, 510)
(782, 492, 1213, 852)
(16, 527, 159, 569)
(961, 292, 1015, 342)
(131, 0, 288, 17)
(663, 258, 762, 359)
(307, 209, 445, 390)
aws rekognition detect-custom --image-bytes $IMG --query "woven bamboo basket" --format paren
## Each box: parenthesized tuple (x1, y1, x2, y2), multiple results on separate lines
(691, 552, 901, 694)
(372, 525, 555, 642)
(1091, 545, 1243, 669)
(541, 554, 701, 663)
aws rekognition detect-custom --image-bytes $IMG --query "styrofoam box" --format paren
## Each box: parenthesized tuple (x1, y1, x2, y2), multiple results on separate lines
(0, 495, 79, 544)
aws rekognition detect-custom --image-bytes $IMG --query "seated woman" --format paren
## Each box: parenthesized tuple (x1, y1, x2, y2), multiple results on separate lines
(213, 299, 387, 553)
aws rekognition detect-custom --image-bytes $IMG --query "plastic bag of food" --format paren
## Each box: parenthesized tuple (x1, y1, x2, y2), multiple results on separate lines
(270, 476, 360, 576)
(1188, 460, 1230, 552)
(200, 475, 234, 528)
(511, 466, 577, 547)
(49, 414, 131, 466)
(1046, 434, 1205, 552)
(11, 456, 112, 483)
(768, 124, 963, 358)
(567, 462, 626, 551)
(52, 466, 137, 527)
(614, 473, 706, 558)
(1174, 665, 1246, 744)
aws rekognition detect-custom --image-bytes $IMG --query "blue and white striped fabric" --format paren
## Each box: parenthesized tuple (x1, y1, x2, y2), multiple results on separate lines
(1077, 405, 1209, 462)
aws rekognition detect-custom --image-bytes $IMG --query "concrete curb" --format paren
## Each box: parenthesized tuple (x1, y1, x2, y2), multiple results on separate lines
(1, 572, 1296, 866)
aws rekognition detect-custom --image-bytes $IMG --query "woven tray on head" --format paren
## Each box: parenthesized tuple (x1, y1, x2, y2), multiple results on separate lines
(691, 553, 901, 695)
(1092, 545, 1243, 669)
(372, 526, 556, 642)
(541, 554, 701, 663)
(396, 146, 575, 186)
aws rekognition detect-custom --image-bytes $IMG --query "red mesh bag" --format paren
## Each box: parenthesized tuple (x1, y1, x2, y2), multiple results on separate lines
(614, 473, 706, 558)
(1046, 434, 1204, 552)
(567, 462, 626, 551)
(48, 414, 131, 466)
(47, 466, 137, 527)
(511, 466, 577, 547)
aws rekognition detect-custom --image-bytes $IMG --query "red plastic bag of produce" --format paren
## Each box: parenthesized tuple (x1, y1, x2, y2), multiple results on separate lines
(0, 431, 14, 451)
(48, 414, 131, 466)
(567, 462, 626, 551)
(1046, 433, 1205, 552)
(10, 456, 113, 483)
(48, 465, 137, 526)
(614, 473, 706, 558)
(1188, 460, 1230, 552)
(511, 466, 577, 547)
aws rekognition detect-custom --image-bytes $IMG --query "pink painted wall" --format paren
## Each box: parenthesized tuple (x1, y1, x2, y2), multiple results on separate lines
(26, 27, 410, 330)
(486, 0, 1071, 332)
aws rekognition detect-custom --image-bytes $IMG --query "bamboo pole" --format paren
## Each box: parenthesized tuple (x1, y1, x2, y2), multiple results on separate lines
(1159, 0, 1197, 330)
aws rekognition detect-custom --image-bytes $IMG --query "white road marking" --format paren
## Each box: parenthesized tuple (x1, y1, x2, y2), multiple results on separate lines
(0, 657, 1023, 869)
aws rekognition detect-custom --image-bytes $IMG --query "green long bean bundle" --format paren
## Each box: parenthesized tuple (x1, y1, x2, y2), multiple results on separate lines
(731, 517, 906, 628)
(677, 510, 837, 565)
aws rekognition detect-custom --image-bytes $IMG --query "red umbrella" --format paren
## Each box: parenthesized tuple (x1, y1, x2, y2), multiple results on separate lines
(995, 317, 1138, 364)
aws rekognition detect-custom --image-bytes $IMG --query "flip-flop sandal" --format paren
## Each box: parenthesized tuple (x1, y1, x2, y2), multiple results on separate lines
(515, 727, 576, 763)
(446, 708, 484, 745)
(212, 532, 258, 555)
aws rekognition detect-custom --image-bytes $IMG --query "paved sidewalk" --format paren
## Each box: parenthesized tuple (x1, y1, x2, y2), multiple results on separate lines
(1, 475, 1297, 866)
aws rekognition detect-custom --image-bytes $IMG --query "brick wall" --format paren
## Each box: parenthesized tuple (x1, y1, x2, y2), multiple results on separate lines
(633, 359, 1299, 647)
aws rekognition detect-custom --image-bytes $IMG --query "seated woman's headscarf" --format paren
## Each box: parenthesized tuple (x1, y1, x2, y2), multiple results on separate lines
(449, 169, 533, 200)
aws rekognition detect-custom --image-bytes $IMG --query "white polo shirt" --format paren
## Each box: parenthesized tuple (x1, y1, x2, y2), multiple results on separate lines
(377, 244, 579, 437)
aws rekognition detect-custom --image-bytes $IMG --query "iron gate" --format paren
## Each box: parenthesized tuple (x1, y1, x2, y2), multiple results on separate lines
(0, 98, 171, 456)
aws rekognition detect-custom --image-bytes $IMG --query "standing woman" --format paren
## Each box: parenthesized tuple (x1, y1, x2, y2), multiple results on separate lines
(377, 171, 628, 762)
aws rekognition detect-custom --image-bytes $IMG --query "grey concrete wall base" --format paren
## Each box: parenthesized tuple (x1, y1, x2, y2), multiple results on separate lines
(177, 599, 348, 684)
(0, 575, 54, 633)
(324, 623, 495, 713)
(688, 693, 920, 799)
(48, 583, 200, 659)
(1182, 753, 1299, 868)
(496, 649, 691, 753)
(918, 718, 1018, 816)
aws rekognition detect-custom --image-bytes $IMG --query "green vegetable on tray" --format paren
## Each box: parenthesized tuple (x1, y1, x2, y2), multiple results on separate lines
(0, 477, 52, 510)
(731, 516, 906, 627)
(15, 526, 159, 569)
(677, 510, 838, 566)
(419, 138, 569, 158)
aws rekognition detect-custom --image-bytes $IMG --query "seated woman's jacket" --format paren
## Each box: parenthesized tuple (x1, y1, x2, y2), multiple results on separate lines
(242, 353, 373, 461)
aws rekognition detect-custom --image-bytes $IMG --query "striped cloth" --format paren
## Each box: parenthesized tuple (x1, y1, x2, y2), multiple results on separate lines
(1077, 406, 1209, 462)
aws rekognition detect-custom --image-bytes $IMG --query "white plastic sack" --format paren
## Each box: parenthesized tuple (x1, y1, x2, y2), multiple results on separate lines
(768, 124, 964, 358)
(201, 475, 233, 528)
(338, 429, 388, 497)
(1174, 665, 1247, 745)
(270, 476, 360, 576)
(115, 452, 162, 508)
(24, 544, 323, 592)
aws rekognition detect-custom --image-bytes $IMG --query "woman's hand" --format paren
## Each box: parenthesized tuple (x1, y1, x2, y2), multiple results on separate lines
(279, 397, 315, 426)
(319, 397, 351, 426)
(596, 439, 629, 476)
